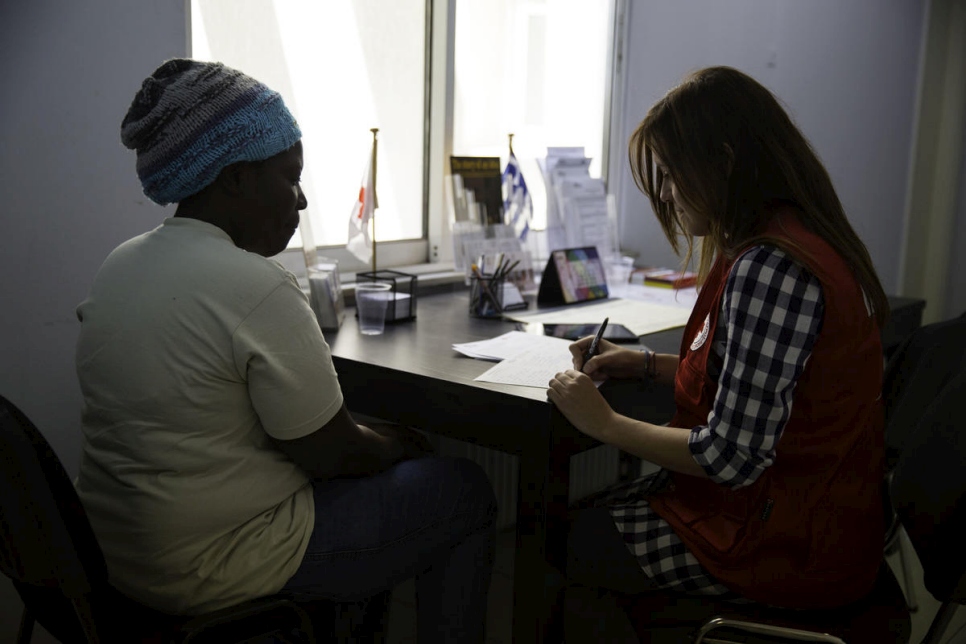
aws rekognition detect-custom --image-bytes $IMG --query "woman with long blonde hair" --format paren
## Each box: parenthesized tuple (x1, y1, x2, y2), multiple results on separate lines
(549, 66, 888, 626)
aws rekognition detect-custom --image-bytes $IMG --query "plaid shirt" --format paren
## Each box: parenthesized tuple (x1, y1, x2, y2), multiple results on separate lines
(605, 246, 825, 597)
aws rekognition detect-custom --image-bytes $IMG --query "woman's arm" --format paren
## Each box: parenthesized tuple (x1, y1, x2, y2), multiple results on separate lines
(550, 246, 824, 483)
(651, 352, 679, 386)
(547, 369, 706, 477)
(272, 404, 429, 480)
(569, 337, 680, 385)
(689, 247, 824, 488)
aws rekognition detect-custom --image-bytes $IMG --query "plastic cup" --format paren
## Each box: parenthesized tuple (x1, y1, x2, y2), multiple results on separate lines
(606, 255, 635, 287)
(355, 282, 392, 335)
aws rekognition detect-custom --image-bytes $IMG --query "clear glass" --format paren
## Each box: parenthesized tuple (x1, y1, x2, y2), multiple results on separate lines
(355, 282, 392, 335)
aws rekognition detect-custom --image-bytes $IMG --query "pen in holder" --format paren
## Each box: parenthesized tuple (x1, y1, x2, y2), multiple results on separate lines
(469, 272, 505, 318)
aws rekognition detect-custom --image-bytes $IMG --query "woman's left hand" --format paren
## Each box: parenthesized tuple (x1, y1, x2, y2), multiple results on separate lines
(547, 369, 614, 440)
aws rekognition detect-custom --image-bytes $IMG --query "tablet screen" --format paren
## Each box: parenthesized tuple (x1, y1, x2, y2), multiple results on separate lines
(551, 247, 609, 303)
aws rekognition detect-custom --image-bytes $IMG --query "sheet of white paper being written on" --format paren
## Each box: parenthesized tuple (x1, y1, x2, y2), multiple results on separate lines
(474, 343, 578, 388)
(453, 331, 571, 361)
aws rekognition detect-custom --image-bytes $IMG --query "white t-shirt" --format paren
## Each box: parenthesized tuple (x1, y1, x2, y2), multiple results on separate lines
(75, 217, 343, 614)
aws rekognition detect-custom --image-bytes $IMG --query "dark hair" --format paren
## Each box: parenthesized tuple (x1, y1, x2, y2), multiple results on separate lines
(628, 66, 888, 326)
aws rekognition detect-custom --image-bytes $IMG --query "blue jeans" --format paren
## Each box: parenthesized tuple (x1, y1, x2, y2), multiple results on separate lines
(282, 456, 497, 643)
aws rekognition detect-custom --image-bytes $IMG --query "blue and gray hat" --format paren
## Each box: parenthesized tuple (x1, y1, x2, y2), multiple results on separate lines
(120, 59, 302, 205)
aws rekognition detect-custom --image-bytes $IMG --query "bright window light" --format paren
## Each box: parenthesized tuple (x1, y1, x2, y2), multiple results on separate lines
(190, 0, 613, 257)
(191, 0, 425, 250)
(452, 0, 611, 231)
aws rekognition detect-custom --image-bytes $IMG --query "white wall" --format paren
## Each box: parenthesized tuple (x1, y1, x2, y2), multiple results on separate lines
(0, 1, 187, 638)
(613, 0, 926, 295)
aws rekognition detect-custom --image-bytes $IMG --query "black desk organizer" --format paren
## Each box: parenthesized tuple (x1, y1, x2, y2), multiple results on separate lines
(469, 272, 529, 318)
(356, 270, 417, 322)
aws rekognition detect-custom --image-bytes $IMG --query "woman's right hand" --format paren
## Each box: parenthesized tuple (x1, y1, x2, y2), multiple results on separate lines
(568, 337, 649, 380)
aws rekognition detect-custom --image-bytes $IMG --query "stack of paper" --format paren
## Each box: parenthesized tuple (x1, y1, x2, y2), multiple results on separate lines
(453, 291, 698, 389)
(453, 331, 576, 388)
(538, 147, 618, 259)
(453, 331, 571, 361)
(474, 345, 578, 388)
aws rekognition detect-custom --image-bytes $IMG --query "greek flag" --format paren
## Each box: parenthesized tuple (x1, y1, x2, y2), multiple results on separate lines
(502, 151, 533, 241)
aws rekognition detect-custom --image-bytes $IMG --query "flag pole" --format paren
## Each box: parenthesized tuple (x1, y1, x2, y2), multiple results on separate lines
(370, 128, 379, 273)
(506, 133, 514, 229)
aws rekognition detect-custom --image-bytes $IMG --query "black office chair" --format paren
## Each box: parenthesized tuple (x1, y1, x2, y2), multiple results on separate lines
(616, 562, 910, 644)
(881, 311, 966, 612)
(0, 393, 317, 643)
(882, 311, 966, 470)
(890, 370, 966, 644)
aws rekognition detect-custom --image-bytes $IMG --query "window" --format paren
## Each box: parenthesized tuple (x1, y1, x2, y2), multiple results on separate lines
(190, 0, 616, 272)
(452, 0, 612, 232)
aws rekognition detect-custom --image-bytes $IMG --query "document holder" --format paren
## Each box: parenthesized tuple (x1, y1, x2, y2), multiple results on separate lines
(307, 259, 346, 330)
(537, 246, 610, 306)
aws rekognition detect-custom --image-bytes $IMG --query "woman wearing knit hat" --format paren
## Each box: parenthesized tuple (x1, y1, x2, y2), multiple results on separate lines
(74, 59, 496, 641)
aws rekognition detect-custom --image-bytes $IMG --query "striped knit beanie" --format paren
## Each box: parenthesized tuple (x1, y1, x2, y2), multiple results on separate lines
(120, 59, 302, 205)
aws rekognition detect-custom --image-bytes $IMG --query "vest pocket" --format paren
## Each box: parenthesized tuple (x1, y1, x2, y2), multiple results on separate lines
(660, 477, 771, 558)
(673, 358, 714, 425)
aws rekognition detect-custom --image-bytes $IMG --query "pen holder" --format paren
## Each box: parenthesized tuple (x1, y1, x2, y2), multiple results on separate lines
(469, 274, 505, 318)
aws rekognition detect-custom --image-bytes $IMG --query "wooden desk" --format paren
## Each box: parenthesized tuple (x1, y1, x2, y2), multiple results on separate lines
(325, 288, 923, 642)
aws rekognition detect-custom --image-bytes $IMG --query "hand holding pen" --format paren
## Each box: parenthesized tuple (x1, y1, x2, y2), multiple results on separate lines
(581, 317, 608, 373)
(549, 317, 615, 435)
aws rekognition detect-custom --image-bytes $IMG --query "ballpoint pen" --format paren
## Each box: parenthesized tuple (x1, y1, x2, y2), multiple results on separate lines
(497, 259, 521, 281)
(582, 317, 609, 371)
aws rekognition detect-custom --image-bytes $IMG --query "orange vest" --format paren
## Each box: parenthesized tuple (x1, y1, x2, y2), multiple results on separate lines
(648, 209, 884, 608)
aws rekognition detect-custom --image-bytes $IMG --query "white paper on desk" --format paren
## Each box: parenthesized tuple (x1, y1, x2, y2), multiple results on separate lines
(474, 345, 576, 388)
(609, 282, 699, 309)
(503, 298, 693, 336)
(453, 331, 571, 361)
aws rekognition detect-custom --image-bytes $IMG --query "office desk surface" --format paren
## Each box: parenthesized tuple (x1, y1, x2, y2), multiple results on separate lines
(326, 287, 685, 445)
(326, 286, 681, 453)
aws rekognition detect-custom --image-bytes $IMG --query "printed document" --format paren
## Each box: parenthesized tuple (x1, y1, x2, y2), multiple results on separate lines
(474, 345, 576, 388)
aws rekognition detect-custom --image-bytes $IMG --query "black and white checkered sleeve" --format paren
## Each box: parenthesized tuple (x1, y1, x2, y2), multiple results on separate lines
(688, 246, 824, 489)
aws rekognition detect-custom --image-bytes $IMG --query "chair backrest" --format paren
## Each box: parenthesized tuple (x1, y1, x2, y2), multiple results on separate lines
(891, 371, 966, 603)
(882, 313, 966, 468)
(0, 394, 110, 639)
